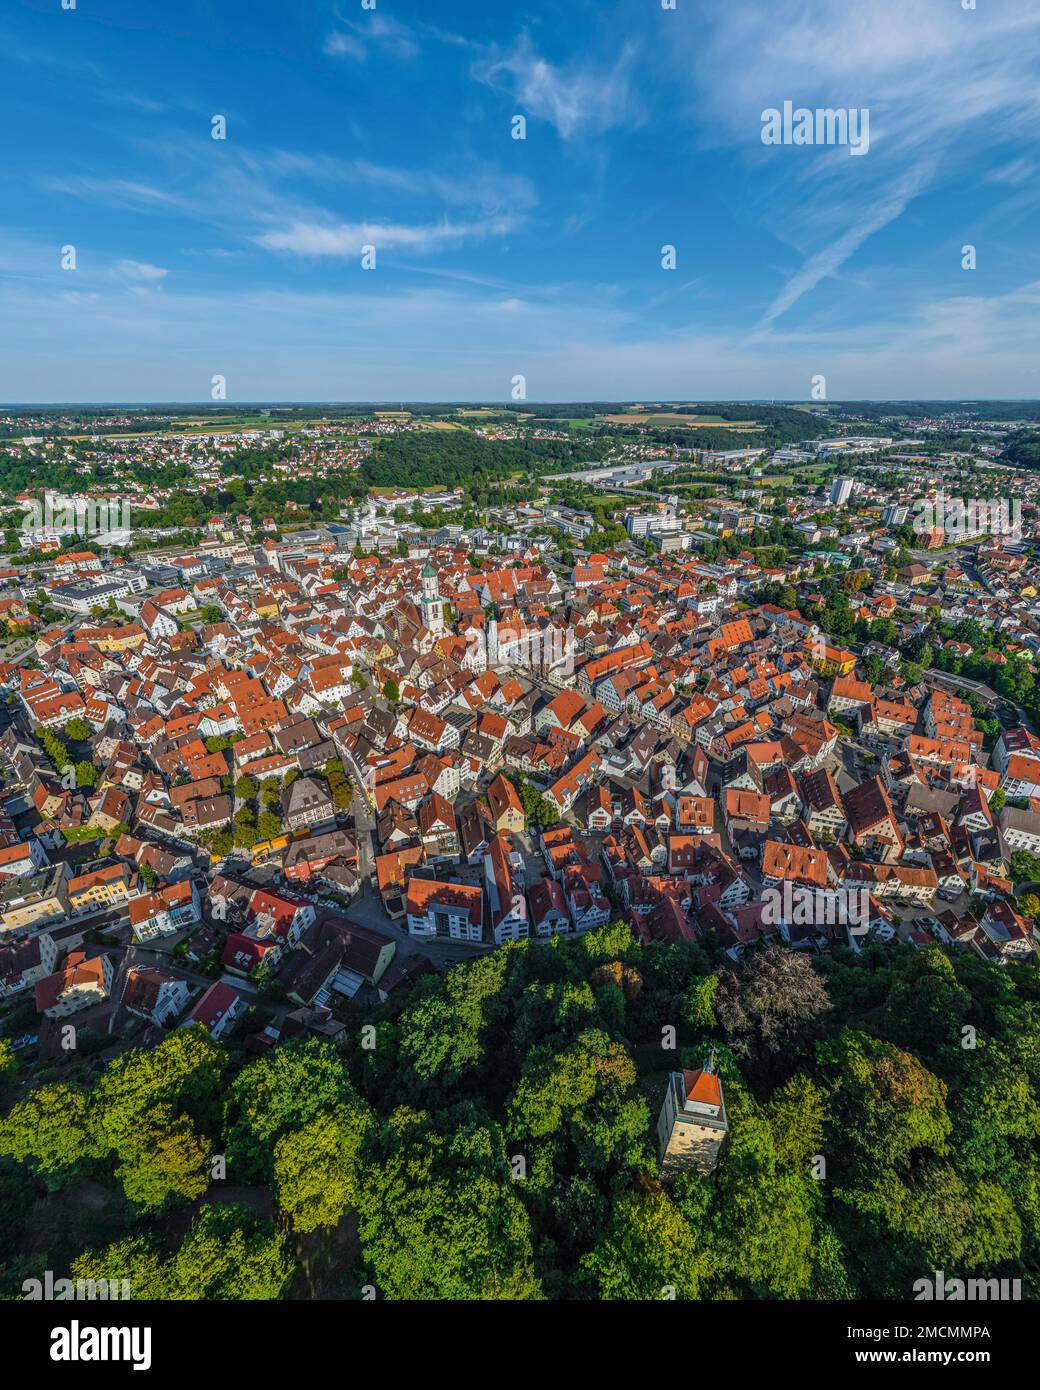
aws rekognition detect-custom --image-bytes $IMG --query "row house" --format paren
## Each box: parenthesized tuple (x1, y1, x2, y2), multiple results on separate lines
(994, 726, 1040, 775)
(0, 838, 49, 879)
(760, 840, 830, 891)
(283, 776, 336, 833)
(564, 863, 611, 933)
(0, 929, 60, 998)
(843, 860, 939, 903)
(184, 980, 245, 1040)
(408, 707, 461, 755)
(283, 828, 359, 884)
(998, 806, 1040, 855)
(487, 773, 525, 834)
(484, 833, 528, 945)
(418, 792, 460, 863)
(221, 890, 316, 975)
(1000, 754, 1040, 801)
(527, 876, 570, 936)
(544, 750, 603, 816)
(0, 864, 71, 936)
(722, 788, 771, 839)
(128, 880, 201, 943)
(843, 777, 903, 860)
(35, 950, 113, 1019)
(861, 695, 917, 745)
(405, 877, 484, 943)
(827, 674, 873, 716)
(121, 966, 191, 1026)
(67, 862, 135, 917)
(798, 768, 847, 840)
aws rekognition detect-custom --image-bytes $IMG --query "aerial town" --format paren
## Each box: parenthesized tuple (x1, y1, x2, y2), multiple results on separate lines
(1, 401, 1039, 1306)
(8, 0, 1040, 1359)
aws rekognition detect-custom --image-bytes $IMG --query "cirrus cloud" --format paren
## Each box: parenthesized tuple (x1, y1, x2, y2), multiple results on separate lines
(254, 215, 517, 257)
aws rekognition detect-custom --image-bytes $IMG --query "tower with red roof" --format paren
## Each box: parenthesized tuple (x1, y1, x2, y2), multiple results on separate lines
(656, 1053, 729, 1176)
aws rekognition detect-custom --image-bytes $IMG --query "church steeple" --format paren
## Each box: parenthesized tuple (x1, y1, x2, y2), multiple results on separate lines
(421, 562, 444, 632)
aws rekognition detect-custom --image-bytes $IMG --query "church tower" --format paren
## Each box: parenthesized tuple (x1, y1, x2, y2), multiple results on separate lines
(421, 561, 444, 633)
(656, 1054, 728, 1177)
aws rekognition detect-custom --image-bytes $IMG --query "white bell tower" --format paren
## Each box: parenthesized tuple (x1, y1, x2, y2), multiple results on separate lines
(421, 562, 444, 633)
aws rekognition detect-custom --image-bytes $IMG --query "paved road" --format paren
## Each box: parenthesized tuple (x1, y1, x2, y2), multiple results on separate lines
(350, 785, 375, 882)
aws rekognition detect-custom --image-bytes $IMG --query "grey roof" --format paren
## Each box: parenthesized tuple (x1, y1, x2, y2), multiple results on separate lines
(903, 784, 960, 819)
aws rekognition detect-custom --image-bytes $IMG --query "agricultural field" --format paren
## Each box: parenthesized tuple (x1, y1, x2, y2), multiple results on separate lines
(604, 412, 764, 429)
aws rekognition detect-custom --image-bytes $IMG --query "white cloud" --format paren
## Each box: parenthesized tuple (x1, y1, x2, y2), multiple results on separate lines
(323, 32, 365, 62)
(116, 259, 169, 283)
(44, 177, 197, 212)
(323, 15, 420, 64)
(251, 151, 538, 214)
(472, 33, 639, 140)
(985, 157, 1037, 187)
(254, 215, 516, 257)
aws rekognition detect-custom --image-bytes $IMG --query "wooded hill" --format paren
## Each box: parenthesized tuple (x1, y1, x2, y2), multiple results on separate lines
(1, 926, 1038, 1300)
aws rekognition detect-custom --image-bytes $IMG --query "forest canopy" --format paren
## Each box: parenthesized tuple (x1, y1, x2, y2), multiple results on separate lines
(1, 926, 1038, 1301)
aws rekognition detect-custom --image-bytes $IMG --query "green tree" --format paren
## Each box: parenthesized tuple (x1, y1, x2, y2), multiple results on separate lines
(72, 1204, 294, 1300)
(818, 1029, 951, 1179)
(115, 1112, 211, 1210)
(1010, 850, 1040, 885)
(210, 829, 234, 858)
(357, 1111, 541, 1300)
(397, 951, 510, 1096)
(580, 1189, 712, 1299)
(273, 1104, 372, 1233)
(881, 948, 972, 1053)
(0, 1041, 15, 1107)
(0, 1083, 100, 1189)
(681, 1077, 817, 1298)
(90, 1028, 227, 1210)
(684, 975, 719, 1031)
(225, 1038, 362, 1182)
(765, 1074, 827, 1170)
(508, 1027, 650, 1187)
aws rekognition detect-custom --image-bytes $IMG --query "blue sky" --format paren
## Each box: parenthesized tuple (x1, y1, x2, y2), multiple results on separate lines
(3, 0, 1040, 402)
